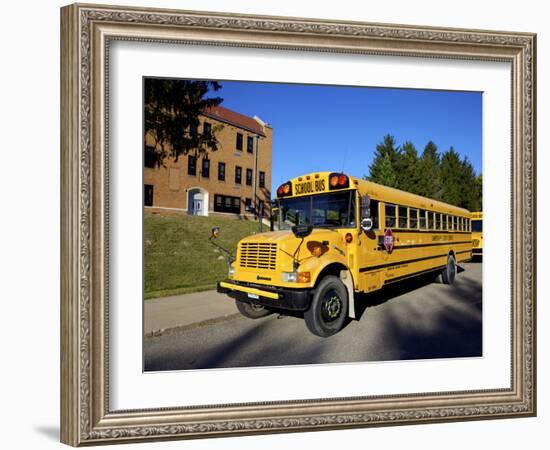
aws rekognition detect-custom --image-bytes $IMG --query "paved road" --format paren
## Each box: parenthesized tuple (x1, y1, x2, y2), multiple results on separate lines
(144, 262, 482, 371)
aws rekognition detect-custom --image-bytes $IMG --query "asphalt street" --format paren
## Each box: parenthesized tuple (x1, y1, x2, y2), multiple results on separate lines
(144, 261, 482, 371)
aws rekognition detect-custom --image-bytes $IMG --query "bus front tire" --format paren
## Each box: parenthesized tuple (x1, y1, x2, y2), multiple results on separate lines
(304, 276, 348, 338)
(235, 300, 271, 319)
(441, 254, 457, 285)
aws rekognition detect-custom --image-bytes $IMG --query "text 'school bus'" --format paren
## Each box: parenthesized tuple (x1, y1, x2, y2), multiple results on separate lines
(471, 211, 483, 257)
(217, 172, 473, 337)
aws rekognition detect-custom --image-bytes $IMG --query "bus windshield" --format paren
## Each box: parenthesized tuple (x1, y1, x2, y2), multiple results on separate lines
(277, 191, 356, 230)
(472, 220, 483, 232)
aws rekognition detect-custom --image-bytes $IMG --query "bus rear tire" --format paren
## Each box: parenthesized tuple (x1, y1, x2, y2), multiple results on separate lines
(304, 276, 348, 338)
(235, 300, 271, 319)
(441, 254, 457, 285)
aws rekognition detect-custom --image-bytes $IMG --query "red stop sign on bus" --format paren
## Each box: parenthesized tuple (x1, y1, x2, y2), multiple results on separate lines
(384, 228, 395, 253)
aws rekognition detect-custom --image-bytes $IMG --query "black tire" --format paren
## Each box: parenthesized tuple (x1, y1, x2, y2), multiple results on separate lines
(441, 254, 457, 285)
(304, 276, 348, 337)
(235, 300, 271, 319)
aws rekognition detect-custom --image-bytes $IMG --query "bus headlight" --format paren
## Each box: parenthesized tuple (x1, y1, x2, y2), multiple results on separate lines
(282, 272, 311, 283)
(228, 265, 236, 277)
(282, 272, 297, 282)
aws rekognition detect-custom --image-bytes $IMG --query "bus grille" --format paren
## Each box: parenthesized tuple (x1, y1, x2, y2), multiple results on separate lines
(239, 243, 277, 270)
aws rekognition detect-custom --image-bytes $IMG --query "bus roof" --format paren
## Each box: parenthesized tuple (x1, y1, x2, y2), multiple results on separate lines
(285, 172, 471, 217)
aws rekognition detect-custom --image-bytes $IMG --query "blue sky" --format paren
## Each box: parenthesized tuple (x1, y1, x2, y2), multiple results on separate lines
(211, 81, 482, 189)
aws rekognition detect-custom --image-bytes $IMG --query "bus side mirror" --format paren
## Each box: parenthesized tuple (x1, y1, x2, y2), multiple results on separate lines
(292, 224, 313, 238)
(360, 218, 373, 232)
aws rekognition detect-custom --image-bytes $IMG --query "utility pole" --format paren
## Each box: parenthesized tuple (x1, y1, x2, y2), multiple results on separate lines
(253, 134, 260, 220)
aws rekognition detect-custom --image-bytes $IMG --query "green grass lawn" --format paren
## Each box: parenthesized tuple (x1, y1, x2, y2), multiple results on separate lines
(144, 212, 260, 299)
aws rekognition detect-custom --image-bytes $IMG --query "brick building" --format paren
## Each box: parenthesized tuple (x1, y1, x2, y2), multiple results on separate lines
(144, 105, 272, 218)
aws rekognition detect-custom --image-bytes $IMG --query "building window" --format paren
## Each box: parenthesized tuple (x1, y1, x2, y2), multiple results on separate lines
(218, 162, 225, 181)
(259, 171, 265, 188)
(190, 121, 198, 137)
(385, 204, 396, 228)
(246, 168, 253, 186)
(144, 185, 154, 207)
(247, 136, 254, 153)
(188, 155, 196, 176)
(144, 146, 156, 168)
(236, 133, 243, 151)
(245, 198, 252, 211)
(201, 158, 210, 178)
(214, 194, 241, 214)
(235, 166, 242, 184)
(203, 122, 211, 138)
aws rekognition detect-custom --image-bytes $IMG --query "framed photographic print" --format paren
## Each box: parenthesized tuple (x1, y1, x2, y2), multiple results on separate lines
(60, 3, 536, 446)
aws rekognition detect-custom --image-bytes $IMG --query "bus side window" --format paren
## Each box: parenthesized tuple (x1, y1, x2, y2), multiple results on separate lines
(370, 200, 379, 229)
(443, 215, 448, 231)
(453, 216, 457, 231)
(419, 209, 426, 229)
(460, 217, 464, 231)
(409, 209, 418, 229)
(385, 204, 396, 228)
(428, 211, 434, 229)
(398, 206, 408, 228)
(435, 213, 441, 230)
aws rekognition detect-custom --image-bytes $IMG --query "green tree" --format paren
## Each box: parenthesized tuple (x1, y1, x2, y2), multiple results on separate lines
(458, 156, 479, 210)
(416, 141, 441, 198)
(368, 134, 402, 187)
(440, 147, 464, 207)
(377, 153, 399, 188)
(397, 141, 420, 193)
(473, 174, 483, 211)
(144, 79, 224, 167)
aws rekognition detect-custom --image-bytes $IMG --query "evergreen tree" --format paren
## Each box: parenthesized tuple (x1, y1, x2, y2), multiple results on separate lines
(377, 153, 399, 188)
(458, 156, 478, 210)
(416, 141, 441, 199)
(473, 173, 483, 211)
(440, 147, 464, 207)
(397, 141, 420, 192)
(368, 135, 402, 186)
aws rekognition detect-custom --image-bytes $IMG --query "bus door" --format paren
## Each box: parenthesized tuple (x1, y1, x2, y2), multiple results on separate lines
(357, 197, 384, 292)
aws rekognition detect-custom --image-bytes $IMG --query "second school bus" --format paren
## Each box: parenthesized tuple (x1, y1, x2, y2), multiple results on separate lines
(217, 172, 473, 337)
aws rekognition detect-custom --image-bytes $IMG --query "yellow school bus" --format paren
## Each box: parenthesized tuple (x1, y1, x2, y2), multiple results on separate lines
(471, 211, 483, 257)
(217, 172, 472, 337)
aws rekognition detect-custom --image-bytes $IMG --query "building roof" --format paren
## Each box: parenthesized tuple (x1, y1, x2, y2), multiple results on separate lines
(202, 105, 266, 137)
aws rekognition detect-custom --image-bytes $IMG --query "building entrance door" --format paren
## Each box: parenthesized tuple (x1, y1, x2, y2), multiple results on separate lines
(192, 199, 203, 216)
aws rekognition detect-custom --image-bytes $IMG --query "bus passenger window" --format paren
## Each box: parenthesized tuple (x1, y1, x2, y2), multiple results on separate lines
(443, 215, 448, 231)
(459, 217, 463, 231)
(398, 206, 408, 228)
(370, 200, 380, 230)
(428, 211, 434, 229)
(409, 209, 418, 229)
(435, 213, 441, 230)
(385, 204, 396, 228)
(453, 216, 457, 231)
(419, 209, 426, 229)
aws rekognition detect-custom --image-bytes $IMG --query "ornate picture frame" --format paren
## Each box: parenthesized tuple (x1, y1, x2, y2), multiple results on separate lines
(60, 3, 536, 446)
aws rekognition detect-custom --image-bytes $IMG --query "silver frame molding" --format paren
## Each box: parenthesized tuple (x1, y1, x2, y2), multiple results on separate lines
(60, 3, 536, 446)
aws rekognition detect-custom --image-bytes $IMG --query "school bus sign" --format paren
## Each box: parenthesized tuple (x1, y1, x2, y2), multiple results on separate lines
(217, 171, 472, 337)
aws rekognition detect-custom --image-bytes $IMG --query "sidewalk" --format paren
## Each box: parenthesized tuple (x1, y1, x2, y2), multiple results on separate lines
(144, 289, 238, 335)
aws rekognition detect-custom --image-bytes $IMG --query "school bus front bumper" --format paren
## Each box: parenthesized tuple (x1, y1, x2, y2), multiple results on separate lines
(217, 280, 313, 311)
